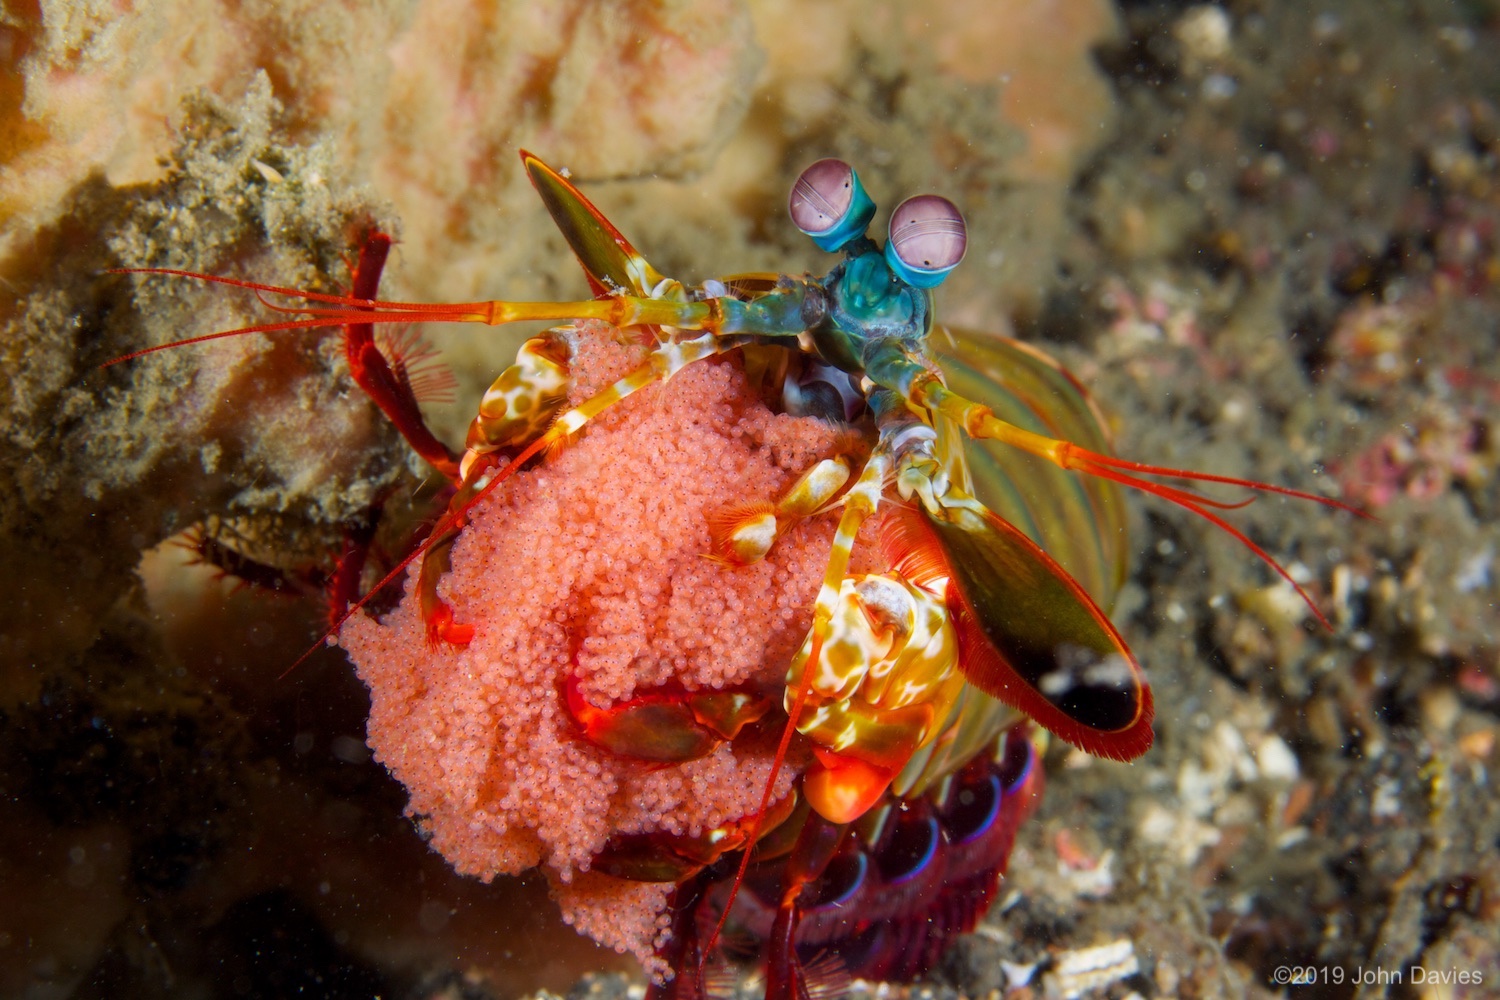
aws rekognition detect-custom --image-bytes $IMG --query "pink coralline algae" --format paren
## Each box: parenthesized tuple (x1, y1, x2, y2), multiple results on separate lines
(340, 321, 864, 974)
(1335, 401, 1489, 510)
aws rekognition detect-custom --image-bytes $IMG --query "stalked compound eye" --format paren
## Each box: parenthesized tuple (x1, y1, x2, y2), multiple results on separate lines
(884, 194, 967, 289)
(789, 158, 877, 253)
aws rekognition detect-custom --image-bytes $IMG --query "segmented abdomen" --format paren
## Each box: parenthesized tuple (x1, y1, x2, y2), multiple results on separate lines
(735, 727, 1043, 981)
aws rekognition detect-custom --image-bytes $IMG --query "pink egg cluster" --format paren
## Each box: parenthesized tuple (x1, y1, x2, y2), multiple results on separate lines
(340, 321, 852, 974)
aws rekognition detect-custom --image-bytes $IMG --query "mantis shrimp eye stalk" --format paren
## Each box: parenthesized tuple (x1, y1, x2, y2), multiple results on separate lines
(884, 194, 967, 288)
(788, 158, 876, 252)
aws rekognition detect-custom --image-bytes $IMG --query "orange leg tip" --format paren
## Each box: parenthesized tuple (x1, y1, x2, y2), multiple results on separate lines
(423, 605, 475, 648)
(442, 621, 476, 646)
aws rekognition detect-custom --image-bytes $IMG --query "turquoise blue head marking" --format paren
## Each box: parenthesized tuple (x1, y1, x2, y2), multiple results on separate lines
(840, 252, 917, 326)
(789, 160, 967, 288)
(789, 159, 876, 253)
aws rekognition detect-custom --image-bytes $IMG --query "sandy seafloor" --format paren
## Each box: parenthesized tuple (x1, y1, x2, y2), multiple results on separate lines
(2, 1, 1499, 998)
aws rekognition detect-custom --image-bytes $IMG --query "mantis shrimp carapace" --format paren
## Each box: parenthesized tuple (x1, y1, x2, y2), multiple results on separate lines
(110, 153, 1364, 998)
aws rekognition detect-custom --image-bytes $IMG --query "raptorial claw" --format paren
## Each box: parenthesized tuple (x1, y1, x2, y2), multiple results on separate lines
(884, 504, 1153, 762)
(564, 675, 773, 763)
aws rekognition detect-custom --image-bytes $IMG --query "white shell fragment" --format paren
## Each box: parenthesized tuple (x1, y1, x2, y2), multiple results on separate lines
(1043, 938, 1141, 999)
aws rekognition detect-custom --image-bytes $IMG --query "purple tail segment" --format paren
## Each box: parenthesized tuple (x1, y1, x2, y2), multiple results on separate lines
(650, 727, 1044, 995)
(763, 729, 1043, 984)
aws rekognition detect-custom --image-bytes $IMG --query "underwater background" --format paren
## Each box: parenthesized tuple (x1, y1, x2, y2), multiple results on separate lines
(2, 0, 1498, 997)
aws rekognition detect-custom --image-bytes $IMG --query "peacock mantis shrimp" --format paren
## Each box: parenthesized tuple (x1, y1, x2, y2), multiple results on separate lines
(111, 153, 1363, 998)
